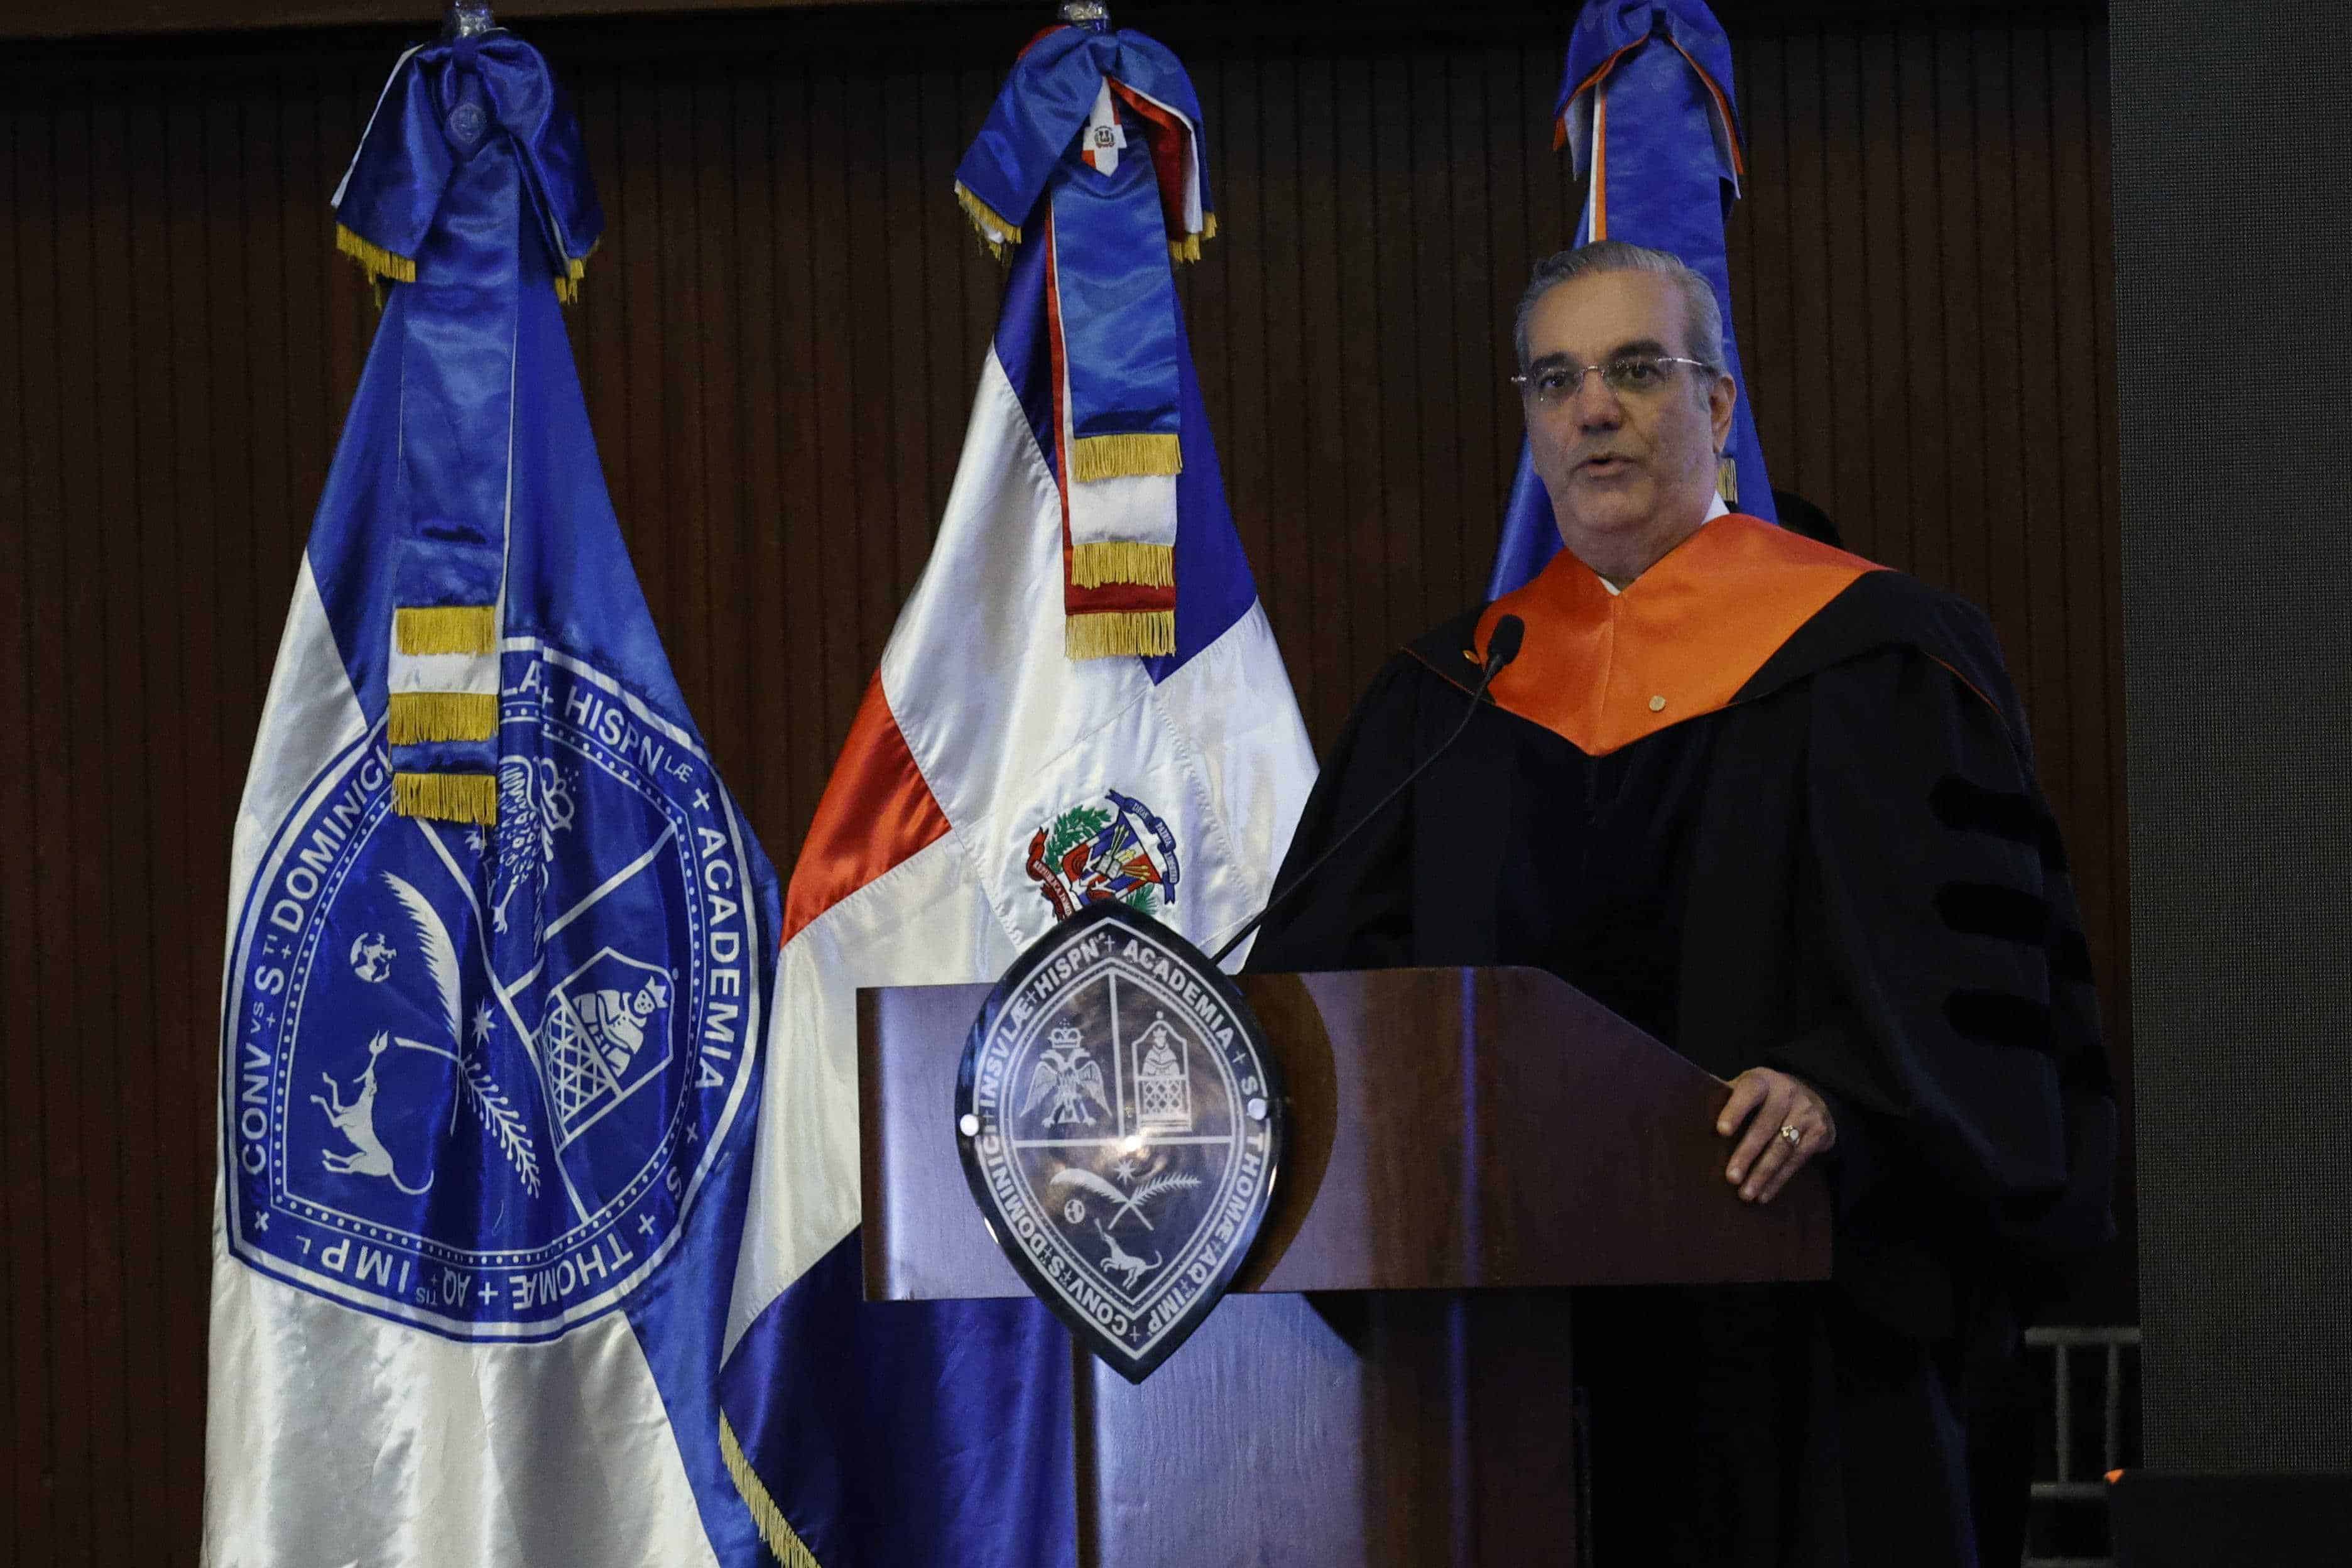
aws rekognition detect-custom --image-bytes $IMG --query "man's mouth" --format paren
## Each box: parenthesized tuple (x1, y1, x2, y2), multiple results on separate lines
(1578, 454, 1635, 477)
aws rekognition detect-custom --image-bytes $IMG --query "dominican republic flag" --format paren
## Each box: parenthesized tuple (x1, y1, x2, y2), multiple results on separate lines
(1488, 0, 1776, 597)
(713, 20, 1315, 1568)
(208, 32, 778, 1567)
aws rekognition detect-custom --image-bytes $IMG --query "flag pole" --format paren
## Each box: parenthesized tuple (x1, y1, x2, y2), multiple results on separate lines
(1059, 1, 1109, 29)
(443, 1, 494, 38)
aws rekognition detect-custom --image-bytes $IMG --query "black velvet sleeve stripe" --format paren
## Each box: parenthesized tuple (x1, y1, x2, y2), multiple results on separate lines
(1936, 881, 2054, 945)
(1944, 989, 2060, 1055)
(1928, 776, 2072, 874)
(1930, 776, 2040, 844)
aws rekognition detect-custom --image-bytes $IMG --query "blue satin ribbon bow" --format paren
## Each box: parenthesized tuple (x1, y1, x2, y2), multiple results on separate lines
(333, 33, 604, 810)
(954, 24, 1215, 466)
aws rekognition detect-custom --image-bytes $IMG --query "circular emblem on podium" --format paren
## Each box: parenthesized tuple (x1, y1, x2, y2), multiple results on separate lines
(955, 900, 1283, 1381)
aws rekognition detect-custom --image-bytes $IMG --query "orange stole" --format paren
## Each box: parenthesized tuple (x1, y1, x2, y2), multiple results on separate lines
(1466, 513, 1881, 756)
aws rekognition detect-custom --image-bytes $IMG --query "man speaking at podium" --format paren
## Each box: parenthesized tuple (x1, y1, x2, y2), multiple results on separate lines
(1248, 241, 2116, 1565)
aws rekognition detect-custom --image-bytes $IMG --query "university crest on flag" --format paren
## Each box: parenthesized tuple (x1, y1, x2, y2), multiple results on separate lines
(224, 655, 763, 1336)
(208, 24, 779, 1567)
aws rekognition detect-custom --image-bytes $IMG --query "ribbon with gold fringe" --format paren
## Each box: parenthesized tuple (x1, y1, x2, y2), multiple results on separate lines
(386, 691, 499, 744)
(1070, 432, 1182, 482)
(952, 20, 1220, 659)
(1068, 540, 1174, 589)
(393, 604, 496, 655)
(954, 183, 1025, 258)
(335, 222, 417, 285)
(1064, 609, 1176, 661)
(390, 770, 498, 825)
(334, 32, 612, 820)
(952, 28, 1214, 268)
(332, 31, 601, 308)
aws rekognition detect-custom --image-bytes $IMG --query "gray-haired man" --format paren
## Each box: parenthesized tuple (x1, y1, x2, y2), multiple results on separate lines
(1252, 240, 2115, 1564)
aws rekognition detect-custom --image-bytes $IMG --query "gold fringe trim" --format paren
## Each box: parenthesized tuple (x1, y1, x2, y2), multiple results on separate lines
(1070, 432, 1182, 482)
(395, 605, 498, 656)
(1065, 609, 1175, 660)
(335, 223, 416, 285)
(954, 182, 1024, 259)
(552, 238, 598, 305)
(388, 691, 498, 744)
(1070, 540, 1174, 589)
(392, 771, 498, 825)
(721, 1412, 824, 1568)
(1167, 214, 1219, 264)
(1716, 454, 1740, 506)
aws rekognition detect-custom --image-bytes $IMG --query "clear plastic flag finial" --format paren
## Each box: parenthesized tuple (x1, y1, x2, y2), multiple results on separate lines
(444, 1, 494, 39)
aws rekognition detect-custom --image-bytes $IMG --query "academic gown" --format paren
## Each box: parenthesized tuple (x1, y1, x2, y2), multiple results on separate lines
(1247, 514, 2116, 1567)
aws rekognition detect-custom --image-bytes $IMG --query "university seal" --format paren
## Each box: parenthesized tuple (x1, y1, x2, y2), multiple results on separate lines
(220, 646, 763, 1340)
(955, 901, 1284, 1380)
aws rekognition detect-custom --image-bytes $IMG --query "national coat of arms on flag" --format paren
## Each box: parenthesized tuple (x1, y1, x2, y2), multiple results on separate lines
(712, 14, 1316, 1567)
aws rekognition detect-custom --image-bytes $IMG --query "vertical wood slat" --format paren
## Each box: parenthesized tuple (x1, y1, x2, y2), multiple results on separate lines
(116, 83, 180, 1566)
(0, 9, 2123, 1560)
(85, 85, 156, 1568)
(1854, 23, 1912, 574)
(1, 94, 49, 1568)
(160, 80, 227, 1565)
(773, 58, 828, 841)
(55, 86, 109, 1568)
(731, 66, 785, 820)
(18, 87, 90, 1568)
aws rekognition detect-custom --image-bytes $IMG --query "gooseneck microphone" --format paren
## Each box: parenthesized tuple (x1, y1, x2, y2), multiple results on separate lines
(1209, 613, 1525, 967)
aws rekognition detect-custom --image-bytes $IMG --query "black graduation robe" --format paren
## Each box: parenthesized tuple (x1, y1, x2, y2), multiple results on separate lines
(1247, 514, 2116, 1567)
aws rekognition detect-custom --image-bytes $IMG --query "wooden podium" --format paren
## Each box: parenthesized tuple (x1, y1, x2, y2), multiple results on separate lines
(858, 966, 1831, 1567)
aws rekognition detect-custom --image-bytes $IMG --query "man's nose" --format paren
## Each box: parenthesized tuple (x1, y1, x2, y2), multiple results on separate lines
(1574, 371, 1624, 428)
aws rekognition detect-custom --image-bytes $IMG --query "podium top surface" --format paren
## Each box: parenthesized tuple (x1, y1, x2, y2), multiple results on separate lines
(859, 965, 1830, 1300)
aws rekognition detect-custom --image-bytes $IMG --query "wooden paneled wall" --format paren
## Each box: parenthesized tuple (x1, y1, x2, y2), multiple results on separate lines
(0, 4, 2118, 1561)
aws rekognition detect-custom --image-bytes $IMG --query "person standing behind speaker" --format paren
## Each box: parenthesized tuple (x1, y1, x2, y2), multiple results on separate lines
(1249, 240, 2115, 1565)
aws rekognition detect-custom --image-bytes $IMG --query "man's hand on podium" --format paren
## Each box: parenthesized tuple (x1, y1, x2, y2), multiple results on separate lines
(1716, 1067, 1838, 1204)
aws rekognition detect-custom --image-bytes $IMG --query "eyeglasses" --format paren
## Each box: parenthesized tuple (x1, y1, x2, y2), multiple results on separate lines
(1509, 355, 1716, 406)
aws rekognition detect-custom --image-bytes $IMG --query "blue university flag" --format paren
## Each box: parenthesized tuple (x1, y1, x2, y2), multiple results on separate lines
(1487, 0, 1775, 597)
(207, 31, 778, 1566)
(711, 16, 1312, 1567)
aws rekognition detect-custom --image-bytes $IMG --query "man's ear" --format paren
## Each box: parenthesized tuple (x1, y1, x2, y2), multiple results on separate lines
(1709, 373, 1736, 450)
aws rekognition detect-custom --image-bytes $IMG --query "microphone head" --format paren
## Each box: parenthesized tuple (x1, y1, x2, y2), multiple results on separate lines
(1486, 614, 1525, 669)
